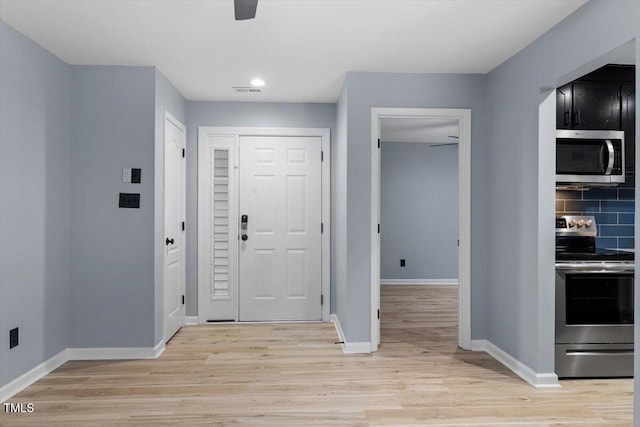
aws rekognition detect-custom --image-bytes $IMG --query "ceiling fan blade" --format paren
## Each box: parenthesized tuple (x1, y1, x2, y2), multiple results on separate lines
(429, 143, 458, 148)
(235, 0, 258, 20)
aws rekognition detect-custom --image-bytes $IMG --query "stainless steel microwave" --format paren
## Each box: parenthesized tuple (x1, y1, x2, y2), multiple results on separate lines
(556, 129, 625, 185)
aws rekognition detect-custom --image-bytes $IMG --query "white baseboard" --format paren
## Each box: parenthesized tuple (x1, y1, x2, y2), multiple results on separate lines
(0, 348, 70, 403)
(471, 339, 560, 388)
(380, 279, 458, 285)
(1, 341, 166, 403)
(343, 341, 373, 353)
(330, 314, 372, 354)
(330, 313, 346, 342)
(185, 316, 198, 325)
(68, 340, 165, 360)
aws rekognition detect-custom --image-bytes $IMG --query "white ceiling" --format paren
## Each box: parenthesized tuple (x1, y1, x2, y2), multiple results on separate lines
(0, 0, 588, 103)
(381, 117, 459, 145)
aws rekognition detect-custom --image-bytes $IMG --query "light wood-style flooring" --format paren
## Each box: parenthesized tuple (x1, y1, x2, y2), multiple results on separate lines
(0, 285, 632, 426)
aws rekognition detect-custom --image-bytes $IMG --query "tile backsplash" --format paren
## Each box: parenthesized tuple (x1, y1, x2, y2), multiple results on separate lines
(556, 187, 635, 249)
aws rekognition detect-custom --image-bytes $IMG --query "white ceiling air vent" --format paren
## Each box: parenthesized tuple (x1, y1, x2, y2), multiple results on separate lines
(233, 87, 262, 93)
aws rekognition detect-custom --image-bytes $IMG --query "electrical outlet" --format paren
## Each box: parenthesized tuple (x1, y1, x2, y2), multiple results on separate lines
(400, 259, 406, 267)
(9, 327, 18, 349)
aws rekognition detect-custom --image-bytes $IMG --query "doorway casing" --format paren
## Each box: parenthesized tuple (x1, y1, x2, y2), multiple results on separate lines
(371, 108, 472, 351)
(197, 127, 331, 323)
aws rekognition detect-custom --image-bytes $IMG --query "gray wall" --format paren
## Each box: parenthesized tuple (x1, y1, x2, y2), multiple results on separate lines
(154, 70, 187, 343)
(380, 142, 458, 280)
(484, 0, 639, 376)
(341, 72, 488, 342)
(0, 20, 71, 387)
(69, 66, 156, 347)
(185, 101, 336, 316)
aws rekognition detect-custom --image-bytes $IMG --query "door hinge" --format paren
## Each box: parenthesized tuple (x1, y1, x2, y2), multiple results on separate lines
(182, 295, 185, 305)
(378, 224, 380, 234)
(457, 239, 459, 246)
(321, 151, 324, 162)
(377, 309, 380, 319)
(182, 221, 185, 231)
(321, 222, 324, 233)
(182, 148, 185, 158)
(321, 294, 324, 305)
(377, 138, 381, 149)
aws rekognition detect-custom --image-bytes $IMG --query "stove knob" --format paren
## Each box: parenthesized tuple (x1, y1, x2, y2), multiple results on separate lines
(585, 219, 593, 228)
(568, 219, 576, 228)
(577, 219, 585, 228)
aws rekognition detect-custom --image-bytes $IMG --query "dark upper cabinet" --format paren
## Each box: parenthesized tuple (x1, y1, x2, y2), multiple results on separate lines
(621, 82, 636, 176)
(556, 84, 572, 129)
(571, 82, 621, 130)
(555, 65, 635, 180)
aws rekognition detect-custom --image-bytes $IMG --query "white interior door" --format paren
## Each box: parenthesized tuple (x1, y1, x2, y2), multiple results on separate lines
(164, 113, 185, 341)
(239, 136, 322, 321)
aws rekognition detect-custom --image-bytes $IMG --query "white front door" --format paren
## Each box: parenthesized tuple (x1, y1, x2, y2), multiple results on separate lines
(164, 113, 186, 341)
(238, 136, 322, 321)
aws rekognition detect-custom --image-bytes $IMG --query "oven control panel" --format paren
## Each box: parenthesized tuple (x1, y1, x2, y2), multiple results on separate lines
(556, 215, 597, 236)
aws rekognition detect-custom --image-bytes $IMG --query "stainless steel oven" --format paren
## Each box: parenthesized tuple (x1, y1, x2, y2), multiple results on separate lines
(555, 265, 634, 378)
(556, 265, 634, 344)
(555, 215, 635, 378)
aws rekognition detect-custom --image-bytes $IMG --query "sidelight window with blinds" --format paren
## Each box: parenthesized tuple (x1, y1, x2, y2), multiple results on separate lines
(211, 149, 231, 299)
(198, 134, 237, 321)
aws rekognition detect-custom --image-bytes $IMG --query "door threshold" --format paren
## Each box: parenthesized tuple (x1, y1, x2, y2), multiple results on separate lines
(202, 320, 324, 325)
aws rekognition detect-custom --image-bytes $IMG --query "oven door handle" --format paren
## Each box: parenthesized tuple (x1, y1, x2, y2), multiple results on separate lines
(604, 139, 615, 175)
(566, 349, 634, 356)
(556, 263, 635, 272)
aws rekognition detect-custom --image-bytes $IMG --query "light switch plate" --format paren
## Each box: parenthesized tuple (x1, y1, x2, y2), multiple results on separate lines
(119, 193, 140, 208)
(131, 168, 141, 184)
(122, 168, 132, 183)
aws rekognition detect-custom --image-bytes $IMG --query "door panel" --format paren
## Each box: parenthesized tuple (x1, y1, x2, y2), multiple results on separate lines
(255, 176, 276, 233)
(164, 115, 185, 341)
(286, 176, 307, 232)
(287, 250, 308, 297)
(239, 136, 322, 321)
(254, 249, 276, 298)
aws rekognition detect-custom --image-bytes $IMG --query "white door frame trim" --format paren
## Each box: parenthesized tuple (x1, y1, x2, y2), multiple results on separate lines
(163, 111, 186, 342)
(370, 108, 472, 351)
(197, 126, 331, 322)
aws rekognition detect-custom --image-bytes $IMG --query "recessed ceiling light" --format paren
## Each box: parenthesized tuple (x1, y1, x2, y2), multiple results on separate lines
(250, 78, 265, 87)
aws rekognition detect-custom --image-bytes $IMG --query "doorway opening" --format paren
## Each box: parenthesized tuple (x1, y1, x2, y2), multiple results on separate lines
(371, 108, 472, 351)
(379, 117, 460, 347)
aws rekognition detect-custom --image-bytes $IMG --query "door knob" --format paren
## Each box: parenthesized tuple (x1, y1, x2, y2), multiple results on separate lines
(241, 234, 248, 241)
(165, 238, 174, 245)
